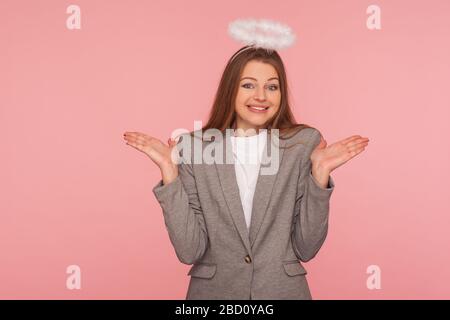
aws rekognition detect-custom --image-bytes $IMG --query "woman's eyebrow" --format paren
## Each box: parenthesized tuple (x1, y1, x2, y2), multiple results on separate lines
(240, 77, 279, 82)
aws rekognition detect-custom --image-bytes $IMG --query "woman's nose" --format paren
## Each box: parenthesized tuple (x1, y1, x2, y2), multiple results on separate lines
(254, 87, 267, 100)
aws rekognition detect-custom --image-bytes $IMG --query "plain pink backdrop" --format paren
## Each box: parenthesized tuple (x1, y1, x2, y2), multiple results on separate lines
(1, 0, 449, 299)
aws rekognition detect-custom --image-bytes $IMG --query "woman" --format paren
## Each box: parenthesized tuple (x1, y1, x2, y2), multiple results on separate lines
(123, 46, 369, 299)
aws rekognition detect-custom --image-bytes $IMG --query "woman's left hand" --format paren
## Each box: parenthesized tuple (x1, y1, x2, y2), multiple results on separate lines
(310, 134, 370, 173)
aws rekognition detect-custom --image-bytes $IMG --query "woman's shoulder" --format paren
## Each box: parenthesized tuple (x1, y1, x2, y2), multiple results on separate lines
(280, 125, 322, 148)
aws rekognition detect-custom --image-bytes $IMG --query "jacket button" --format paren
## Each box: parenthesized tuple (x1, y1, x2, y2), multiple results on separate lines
(244, 255, 252, 263)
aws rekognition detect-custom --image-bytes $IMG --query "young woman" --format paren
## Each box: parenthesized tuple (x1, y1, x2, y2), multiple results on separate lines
(123, 45, 369, 299)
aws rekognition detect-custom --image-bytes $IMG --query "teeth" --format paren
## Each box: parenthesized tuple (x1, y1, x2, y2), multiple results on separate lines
(249, 106, 268, 110)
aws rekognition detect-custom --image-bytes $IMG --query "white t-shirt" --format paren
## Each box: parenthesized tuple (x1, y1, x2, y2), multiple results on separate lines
(230, 130, 268, 230)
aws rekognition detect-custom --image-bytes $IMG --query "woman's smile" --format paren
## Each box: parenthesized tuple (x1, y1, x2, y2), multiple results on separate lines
(247, 104, 270, 113)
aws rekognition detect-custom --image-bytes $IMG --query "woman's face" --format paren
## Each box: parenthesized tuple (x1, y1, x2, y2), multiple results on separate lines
(234, 60, 281, 133)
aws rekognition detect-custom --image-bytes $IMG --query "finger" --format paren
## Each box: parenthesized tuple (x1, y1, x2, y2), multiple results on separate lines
(126, 141, 145, 152)
(318, 135, 326, 144)
(125, 132, 155, 141)
(347, 143, 369, 154)
(139, 132, 155, 141)
(124, 132, 142, 137)
(124, 132, 143, 142)
(170, 134, 182, 144)
(340, 135, 362, 145)
(341, 135, 360, 143)
(124, 136, 146, 146)
(344, 137, 370, 148)
(168, 138, 176, 147)
(347, 140, 369, 149)
(320, 136, 327, 146)
(125, 134, 150, 146)
(124, 132, 146, 139)
(348, 146, 367, 158)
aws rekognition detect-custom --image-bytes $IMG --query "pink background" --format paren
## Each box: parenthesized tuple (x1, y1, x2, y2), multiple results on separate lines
(1, 0, 449, 299)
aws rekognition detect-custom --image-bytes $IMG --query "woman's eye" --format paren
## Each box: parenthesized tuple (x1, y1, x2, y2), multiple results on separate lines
(242, 83, 279, 90)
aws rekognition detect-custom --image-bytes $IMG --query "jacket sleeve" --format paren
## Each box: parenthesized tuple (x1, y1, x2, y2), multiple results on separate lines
(152, 135, 208, 265)
(291, 128, 335, 262)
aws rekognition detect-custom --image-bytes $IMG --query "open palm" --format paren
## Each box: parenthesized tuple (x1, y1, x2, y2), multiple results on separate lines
(123, 132, 179, 169)
(310, 135, 370, 173)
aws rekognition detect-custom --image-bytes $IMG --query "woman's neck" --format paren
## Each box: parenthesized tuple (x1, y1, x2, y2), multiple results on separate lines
(232, 123, 265, 137)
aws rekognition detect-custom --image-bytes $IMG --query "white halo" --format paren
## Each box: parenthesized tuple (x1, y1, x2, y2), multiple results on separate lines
(228, 18, 296, 50)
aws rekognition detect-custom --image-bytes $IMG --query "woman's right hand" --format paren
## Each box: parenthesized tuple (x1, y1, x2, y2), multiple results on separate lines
(123, 131, 180, 183)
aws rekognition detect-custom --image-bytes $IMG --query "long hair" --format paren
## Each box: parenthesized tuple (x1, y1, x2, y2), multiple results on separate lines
(190, 45, 316, 148)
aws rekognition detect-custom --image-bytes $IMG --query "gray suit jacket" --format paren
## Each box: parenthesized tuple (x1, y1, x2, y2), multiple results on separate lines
(152, 127, 335, 300)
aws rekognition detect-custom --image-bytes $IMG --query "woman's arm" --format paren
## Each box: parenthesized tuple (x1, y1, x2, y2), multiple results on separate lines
(291, 129, 335, 262)
(152, 135, 209, 265)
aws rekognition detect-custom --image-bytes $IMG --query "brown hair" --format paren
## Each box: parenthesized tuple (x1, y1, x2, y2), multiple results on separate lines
(189, 45, 316, 148)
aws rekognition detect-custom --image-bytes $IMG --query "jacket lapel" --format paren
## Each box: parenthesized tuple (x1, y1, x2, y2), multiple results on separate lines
(214, 132, 252, 254)
(213, 130, 286, 254)
(249, 132, 286, 247)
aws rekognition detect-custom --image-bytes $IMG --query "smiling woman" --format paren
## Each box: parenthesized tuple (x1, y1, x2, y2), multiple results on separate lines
(125, 43, 369, 301)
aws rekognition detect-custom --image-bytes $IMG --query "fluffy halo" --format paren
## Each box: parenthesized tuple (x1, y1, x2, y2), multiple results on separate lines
(228, 18, 296, 51)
